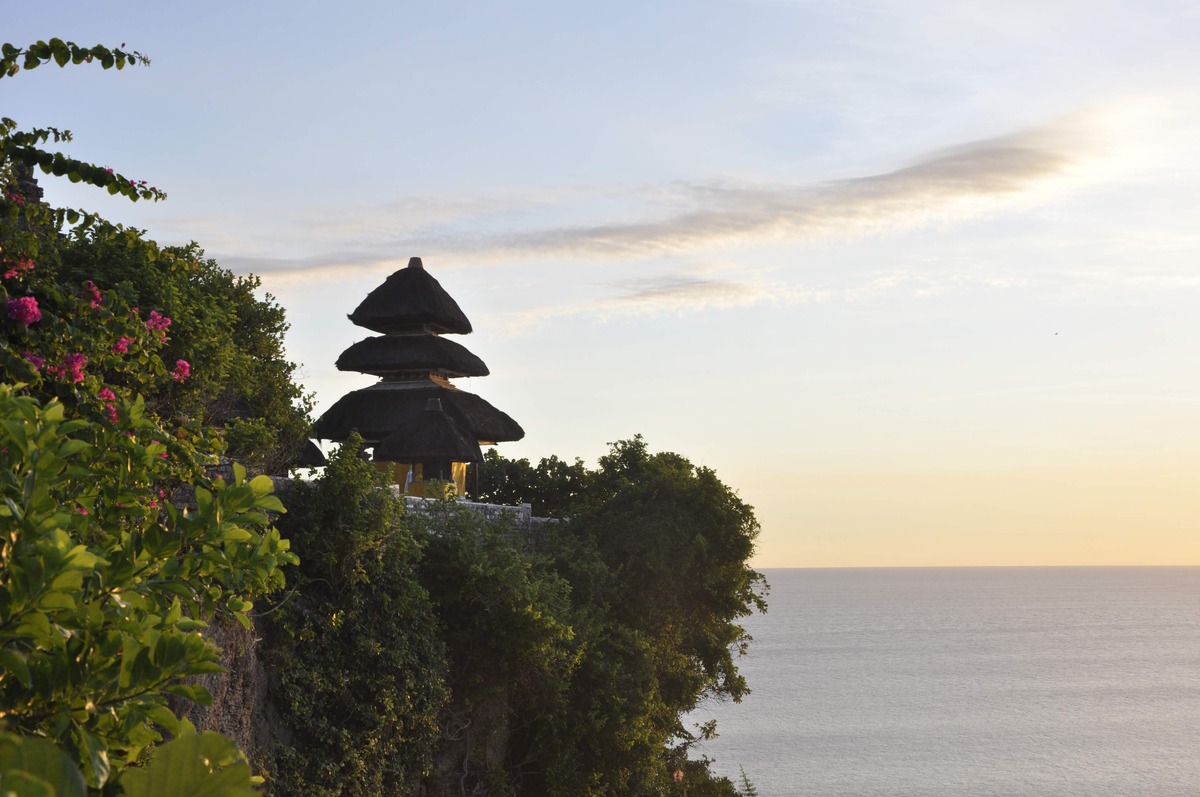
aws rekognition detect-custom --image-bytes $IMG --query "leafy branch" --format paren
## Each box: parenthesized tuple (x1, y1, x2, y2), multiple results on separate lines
(0, 39, 150, 79)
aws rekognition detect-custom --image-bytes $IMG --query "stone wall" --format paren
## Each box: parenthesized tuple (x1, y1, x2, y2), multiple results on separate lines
(402, 494, 557, 541)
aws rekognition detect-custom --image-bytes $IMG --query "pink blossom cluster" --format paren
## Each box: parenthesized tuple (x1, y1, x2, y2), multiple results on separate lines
(61, 353, 87, 384)
(99, 387, 117, 423)
(5, 192, 26, 206)
(7, 296, 41, 325)
(45, 353, 87, 384)
(112, 336, 133, 354)
(145, 310, 171, 342)
(171, 359, 191, 382)
(82, 280, 103, 309)
(3, 258, 34, 280)
(22, 351, 43, 371)
(145, 310, 171, 330)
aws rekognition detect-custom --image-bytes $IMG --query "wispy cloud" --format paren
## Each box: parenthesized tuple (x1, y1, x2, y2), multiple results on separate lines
(485, 125, 1075, 258)
(469, 265, 1037, 336)
(237, 119, 1093, 285)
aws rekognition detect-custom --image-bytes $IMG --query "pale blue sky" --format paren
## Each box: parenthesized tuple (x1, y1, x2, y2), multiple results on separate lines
(8, 1, 1200, 565)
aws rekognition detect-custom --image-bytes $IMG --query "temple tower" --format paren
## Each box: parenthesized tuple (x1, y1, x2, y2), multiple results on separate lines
(312, 257, 524, 496)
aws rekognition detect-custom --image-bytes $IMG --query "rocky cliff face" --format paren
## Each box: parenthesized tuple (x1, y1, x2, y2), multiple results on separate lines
(172, 617, 289, 769)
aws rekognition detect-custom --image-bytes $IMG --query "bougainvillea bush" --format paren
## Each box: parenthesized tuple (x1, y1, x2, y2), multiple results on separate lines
(0, 39, 296, 794)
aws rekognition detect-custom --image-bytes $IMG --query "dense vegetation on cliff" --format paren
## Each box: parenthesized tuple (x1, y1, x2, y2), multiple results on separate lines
(263, 437, 766, 796)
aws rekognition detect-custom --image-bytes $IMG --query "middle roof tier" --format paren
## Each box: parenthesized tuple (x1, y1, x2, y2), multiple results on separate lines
(336, 334, 490, 378)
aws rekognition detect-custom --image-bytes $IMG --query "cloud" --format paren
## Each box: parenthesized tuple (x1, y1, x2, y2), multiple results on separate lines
(470, 264, 1039, 336)
(609, 273, 761, 306)
(490, 126, 1075, 258)
(235, 120, 1090, 285)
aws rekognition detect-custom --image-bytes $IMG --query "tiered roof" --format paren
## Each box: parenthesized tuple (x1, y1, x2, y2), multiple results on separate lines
(311, 257, 523, 460)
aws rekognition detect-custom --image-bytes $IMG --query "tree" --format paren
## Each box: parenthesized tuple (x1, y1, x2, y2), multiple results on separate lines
(452, 437, 767, 796)
(469, 449, 591, 517)
(414, 498, 578, 795)
(262, 436, 448, 796)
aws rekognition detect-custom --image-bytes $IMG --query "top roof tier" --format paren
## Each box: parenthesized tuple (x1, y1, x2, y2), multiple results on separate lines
(347, 257, 473, 335)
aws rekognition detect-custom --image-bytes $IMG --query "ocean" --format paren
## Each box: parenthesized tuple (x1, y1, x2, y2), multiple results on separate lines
(691, 567, 1200, 796)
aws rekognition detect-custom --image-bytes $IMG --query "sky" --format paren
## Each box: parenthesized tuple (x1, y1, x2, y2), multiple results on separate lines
(7, 1, 1200, 566)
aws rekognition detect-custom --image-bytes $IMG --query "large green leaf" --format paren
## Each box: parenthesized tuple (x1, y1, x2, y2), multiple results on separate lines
(118, 732, 255, 797)
(0, 734, 87, 797)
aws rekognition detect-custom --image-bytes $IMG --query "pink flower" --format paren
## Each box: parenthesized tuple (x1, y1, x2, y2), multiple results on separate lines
(104, 403, 118, 423)
(7, 296, 41, 325)
(146, 310, 171, 343)
(112, 336, 132, 354)
(98, 388, 116, 401)
(171, 359, 191, 382)
(3, 258, 34, 280)
(21, 351, 44, 370)
(83, 280, 103, 309)
(146, 310, 171, 331)
(6, 192, 26, 206)
(62, 353, 87, 384)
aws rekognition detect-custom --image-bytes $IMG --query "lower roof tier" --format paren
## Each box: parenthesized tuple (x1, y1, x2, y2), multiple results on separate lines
(311, 380, 524, 445)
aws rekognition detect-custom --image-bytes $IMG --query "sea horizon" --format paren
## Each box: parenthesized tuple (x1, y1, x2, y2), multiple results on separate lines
(694, 566, 1200, 796)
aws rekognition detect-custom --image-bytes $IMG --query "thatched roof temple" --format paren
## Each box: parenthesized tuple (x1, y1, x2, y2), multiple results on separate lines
(311, 257, 523, 495)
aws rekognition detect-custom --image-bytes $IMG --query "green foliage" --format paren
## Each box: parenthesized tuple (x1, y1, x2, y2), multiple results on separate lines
(1, 37, 309, 472)
(263, 435, 447, 796)
(0, 41, 161, 214)
(468, 449, 590, 517)
(736, 766, 759, 797)
(51, 229, 314, 471)
(0, 40, 150, 81)
(117, 726, 256, 797)
(1, 40, 300, 792)
(0, 732, 86, 797)
(0, 726, 258, 797)
(0, 388, 294, 788)
(413, 500, 578, 795)
(460, 437, 767, 796)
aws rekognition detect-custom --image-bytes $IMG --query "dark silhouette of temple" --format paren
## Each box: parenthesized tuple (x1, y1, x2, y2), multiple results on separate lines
(311, 257, 524, 495)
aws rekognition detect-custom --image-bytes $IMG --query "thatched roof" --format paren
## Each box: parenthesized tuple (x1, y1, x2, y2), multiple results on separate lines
(293, 439, 328, 467)
(348, 257, 472, 335)
(311, 381, 524, 444)
(373, 399, 483, 463)
(335, 334, 489, 378)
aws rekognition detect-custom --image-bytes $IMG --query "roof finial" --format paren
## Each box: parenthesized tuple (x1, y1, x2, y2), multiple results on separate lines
(408, 256, 424, 270)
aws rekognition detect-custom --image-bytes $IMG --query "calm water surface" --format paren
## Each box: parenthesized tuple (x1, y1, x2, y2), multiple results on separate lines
(692, 567, 1200, 796)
